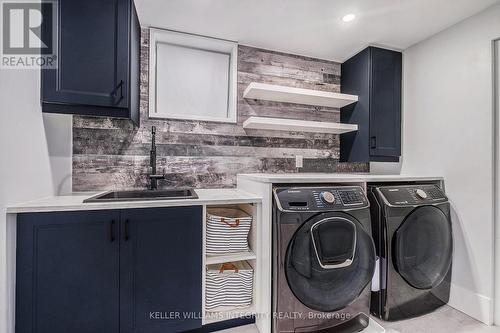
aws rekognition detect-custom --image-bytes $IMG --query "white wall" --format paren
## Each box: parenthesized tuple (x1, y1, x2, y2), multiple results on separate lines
(0, 68, 72, 332)
(494, 39, 500, 325)
(43, 113, 73, 195)
(402, 3, 500, 324)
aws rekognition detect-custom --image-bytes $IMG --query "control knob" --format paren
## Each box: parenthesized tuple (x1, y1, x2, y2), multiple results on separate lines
(320, 191, 335, 204)
(415, 189, 428, 199)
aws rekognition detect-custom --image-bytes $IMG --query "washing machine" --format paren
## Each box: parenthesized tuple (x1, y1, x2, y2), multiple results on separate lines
(272, 186, 376, 332)
(368, 184, 453, 321)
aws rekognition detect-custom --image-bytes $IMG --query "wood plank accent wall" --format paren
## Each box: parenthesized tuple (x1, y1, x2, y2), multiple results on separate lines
(72, 28, 368, 191)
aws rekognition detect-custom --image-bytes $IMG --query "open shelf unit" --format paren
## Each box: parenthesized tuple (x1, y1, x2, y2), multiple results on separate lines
(243, 116, 358, 134)
(243, 82, 358, 108)
(202, 202, 260, 325)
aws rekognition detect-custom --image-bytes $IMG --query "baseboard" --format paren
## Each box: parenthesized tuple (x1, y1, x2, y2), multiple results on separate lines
(448, 283, 493, 325)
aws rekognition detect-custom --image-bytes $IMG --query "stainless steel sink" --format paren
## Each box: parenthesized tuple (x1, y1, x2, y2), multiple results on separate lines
(83, 188, 198, 203)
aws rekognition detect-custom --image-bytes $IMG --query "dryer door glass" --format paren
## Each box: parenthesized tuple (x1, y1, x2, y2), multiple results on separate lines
(285, 212, 375, 312)
(394, 205, 452, 290)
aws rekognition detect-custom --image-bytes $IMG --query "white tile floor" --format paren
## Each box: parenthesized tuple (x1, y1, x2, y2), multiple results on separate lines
(219, 306, 500, 333)
(377, 305, 500, 333)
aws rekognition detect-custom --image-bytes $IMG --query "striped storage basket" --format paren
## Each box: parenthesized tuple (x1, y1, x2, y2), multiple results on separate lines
(205, 261, 253, 310)
(206, 207, 252, 255)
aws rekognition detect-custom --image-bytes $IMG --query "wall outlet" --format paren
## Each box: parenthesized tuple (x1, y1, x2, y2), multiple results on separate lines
(295, 155, 303, 168)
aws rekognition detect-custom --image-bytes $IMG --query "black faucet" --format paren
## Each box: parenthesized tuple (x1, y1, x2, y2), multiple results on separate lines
(149, 126, 165, 190)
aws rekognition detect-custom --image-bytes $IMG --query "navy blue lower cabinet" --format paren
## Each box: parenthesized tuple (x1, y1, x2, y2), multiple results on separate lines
(16, 206, 203, 333)
(119, 206, 203, 333)
(16, 210, 121, 333)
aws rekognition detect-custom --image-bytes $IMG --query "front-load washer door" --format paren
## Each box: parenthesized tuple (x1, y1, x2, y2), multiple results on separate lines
(285, 212, 375, 312)
(393, 205, 453, 290)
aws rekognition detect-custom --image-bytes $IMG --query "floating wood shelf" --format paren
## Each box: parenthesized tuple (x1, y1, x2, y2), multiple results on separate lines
(243, 117, 358, 134)
(243, 82, 358, 108)
(206, 250, 257, 265)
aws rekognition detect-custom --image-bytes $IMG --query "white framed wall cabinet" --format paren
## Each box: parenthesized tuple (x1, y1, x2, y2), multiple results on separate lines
(149, 28, 238, 123)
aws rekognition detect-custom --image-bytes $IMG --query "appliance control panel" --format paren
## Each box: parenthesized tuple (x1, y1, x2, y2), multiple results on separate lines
(274, 186, 369, 211)
(377, 185, 447, 206)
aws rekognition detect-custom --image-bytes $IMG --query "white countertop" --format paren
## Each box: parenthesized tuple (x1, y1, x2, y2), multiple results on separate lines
(7, 173, 444, 213)
(6, 188, 262, 214)
(237, 173, 444, 183)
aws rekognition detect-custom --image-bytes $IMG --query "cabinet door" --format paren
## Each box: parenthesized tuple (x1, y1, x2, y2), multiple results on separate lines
(42, 0, 129, 109)
(16, 210, 120, 333)
(120, 206, 203, 333)
(340, 48, 371, 162)
(369, 47, 402, 159)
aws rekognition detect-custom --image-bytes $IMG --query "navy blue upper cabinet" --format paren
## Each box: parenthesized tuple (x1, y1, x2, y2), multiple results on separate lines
(16, 210, 121, 333)
(120, 207, 203, 333)
(340, 47, 402, 162)
(42, 0, 140, 125)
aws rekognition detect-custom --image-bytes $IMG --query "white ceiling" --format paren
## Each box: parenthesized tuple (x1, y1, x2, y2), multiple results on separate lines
(135, 0, 500, 62)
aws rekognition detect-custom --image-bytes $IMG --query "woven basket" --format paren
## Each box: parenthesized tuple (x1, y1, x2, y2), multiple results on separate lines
(205, 261, 253, 310)
(206, 207, 252, 255)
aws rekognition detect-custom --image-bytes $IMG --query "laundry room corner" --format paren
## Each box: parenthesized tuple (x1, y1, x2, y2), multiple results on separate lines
(3, 1, 500, 333)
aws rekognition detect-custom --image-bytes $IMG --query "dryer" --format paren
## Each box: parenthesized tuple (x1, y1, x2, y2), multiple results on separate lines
(368, 184, 453, 321)
(272, 186, 376, 332)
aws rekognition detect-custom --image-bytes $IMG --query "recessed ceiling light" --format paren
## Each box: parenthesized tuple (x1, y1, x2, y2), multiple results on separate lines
(342, 14, 356, 22)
